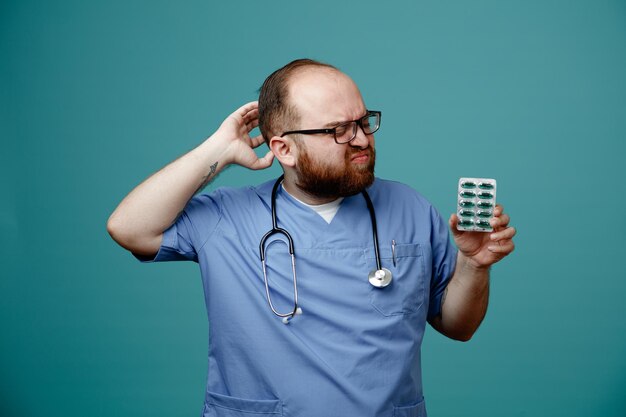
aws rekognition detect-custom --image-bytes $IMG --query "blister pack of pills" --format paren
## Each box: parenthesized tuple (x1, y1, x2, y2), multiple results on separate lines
(457, 177, 497, 232)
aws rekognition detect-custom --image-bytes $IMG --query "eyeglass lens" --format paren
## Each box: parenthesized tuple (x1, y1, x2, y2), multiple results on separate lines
(335, 113, 380, 143)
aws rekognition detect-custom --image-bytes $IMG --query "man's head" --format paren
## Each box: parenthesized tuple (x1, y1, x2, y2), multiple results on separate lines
(258, 59, 377, 200)
(258, 59, 337, 143)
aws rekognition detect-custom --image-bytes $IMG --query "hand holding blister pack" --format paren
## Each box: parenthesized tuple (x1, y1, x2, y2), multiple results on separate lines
(457, 177, 496, 232)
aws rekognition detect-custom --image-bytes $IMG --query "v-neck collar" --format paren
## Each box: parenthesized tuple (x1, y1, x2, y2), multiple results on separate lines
(277, 184, 346, 227)
(254, 177, 375, 248)
(281, 184, 344, 225)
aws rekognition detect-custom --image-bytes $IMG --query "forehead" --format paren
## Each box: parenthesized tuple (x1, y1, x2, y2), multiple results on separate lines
(288, 67, 366, 126)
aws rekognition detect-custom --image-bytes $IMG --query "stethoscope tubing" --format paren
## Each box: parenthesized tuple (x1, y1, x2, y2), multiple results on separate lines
(259, 175, 389, 323)
(259, 176, 299, 319)
(361, 189, 383, 272)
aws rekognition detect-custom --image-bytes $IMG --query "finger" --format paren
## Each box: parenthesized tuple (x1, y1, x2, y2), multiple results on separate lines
(249, 150, 275, 170)
(488, 240, 515, 254)
(449, 213, 465, 237)
(249, 134, 267, 148)
(490, 226, 516, 242)
(235, 101, 259, 118)
(449, 213, 458, 227)
(246, 117, 260, 132)
(243, 108, 259, 124)
(490, 213, 510, 229)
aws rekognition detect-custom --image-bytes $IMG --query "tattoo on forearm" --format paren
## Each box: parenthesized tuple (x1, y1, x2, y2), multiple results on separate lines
(195, 161, 219, 194)
(209, 161, 218, 176)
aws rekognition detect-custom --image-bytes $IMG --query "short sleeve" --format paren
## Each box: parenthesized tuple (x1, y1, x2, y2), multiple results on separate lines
(134, 191, 223, 264)
(427, 206, 457, 321)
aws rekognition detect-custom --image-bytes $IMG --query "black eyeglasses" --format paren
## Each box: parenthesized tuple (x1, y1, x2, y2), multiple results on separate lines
(280, 110, 381, 144)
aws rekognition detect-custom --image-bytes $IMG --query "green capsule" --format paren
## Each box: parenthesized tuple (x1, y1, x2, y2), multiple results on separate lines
(459, 190, 476, 198)
(477, 201, 493, 209)
(477, 210, 493, 218)
(476, 220, 492, 228)
(459, 209, 474, 217)
(477, 191, 493, 199)
(458, 219, 475, 227)
(478, 182, 494, 190)
(460, 181, 476, 189)
(458, 200, 475, 208)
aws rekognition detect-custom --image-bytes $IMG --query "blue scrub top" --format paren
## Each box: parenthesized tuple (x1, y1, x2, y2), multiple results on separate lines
(139, 177, 457, 417)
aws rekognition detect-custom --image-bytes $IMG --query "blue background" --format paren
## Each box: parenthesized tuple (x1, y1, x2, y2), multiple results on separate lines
(1, 1, 625, 416)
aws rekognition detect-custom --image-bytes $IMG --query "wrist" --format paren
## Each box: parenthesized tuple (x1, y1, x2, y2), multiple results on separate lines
(199, 132, 235, 166)
(457, 252, 491, 273)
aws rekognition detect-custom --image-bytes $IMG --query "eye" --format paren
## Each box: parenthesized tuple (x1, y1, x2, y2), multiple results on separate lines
(334, 123, 350, 137)
(362, 114, 379, 134)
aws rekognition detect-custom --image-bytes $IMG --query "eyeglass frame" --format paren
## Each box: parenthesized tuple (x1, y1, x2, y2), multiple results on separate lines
(280, 110, 382, 144)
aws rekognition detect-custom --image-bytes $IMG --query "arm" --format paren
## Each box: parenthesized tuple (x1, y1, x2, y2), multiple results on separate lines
(106, 101, 274, 257)
(429, 205, 516, 341)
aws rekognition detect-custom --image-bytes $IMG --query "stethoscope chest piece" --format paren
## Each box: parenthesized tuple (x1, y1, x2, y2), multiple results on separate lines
(368, 268, 393, 288)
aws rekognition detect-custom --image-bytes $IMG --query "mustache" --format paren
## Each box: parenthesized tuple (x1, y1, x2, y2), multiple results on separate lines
(347, 145, 375, 160)
(348, 145, 372, 155)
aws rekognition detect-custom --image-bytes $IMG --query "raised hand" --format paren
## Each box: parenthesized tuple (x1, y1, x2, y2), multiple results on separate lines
(449, 204, 516, 269)
(214, 101, 274, 170)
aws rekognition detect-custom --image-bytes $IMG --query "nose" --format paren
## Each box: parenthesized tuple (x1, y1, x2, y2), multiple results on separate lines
(349, 125, 371, 149)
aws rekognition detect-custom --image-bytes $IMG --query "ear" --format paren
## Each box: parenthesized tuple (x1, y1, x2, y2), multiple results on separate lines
(269, 135, 297, 167)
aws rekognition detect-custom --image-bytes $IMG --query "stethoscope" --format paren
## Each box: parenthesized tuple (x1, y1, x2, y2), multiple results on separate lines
(259, 175, 392, 324)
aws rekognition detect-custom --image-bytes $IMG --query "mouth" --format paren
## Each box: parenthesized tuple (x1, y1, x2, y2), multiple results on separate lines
(350, 151, 370, 163)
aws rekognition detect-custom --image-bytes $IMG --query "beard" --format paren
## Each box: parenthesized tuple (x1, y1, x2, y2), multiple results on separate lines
(295, 144, 376, 199)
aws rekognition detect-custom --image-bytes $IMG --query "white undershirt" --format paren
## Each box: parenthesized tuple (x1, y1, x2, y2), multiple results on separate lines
(282, 185, 343, 224)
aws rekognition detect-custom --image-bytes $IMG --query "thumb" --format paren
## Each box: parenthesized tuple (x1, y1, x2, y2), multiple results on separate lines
(449, 213, 464, 238)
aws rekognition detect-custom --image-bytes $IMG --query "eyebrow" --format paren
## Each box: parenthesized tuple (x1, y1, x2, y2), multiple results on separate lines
(323, 111, 368, 128)
(323, 120, 344, 128)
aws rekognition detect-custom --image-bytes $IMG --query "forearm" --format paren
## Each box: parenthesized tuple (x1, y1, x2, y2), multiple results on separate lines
(107, 133, 231, 255)
(433, 252, 491, 341)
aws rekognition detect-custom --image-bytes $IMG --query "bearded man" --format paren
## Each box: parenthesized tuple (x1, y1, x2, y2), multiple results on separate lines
(107, 59, 516, 417)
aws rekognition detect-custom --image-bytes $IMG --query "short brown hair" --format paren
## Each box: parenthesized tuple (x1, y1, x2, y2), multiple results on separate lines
(258, 59, 337, 144)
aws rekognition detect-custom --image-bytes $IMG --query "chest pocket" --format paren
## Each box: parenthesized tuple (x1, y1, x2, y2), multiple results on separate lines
(365, 243, 426, 316)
